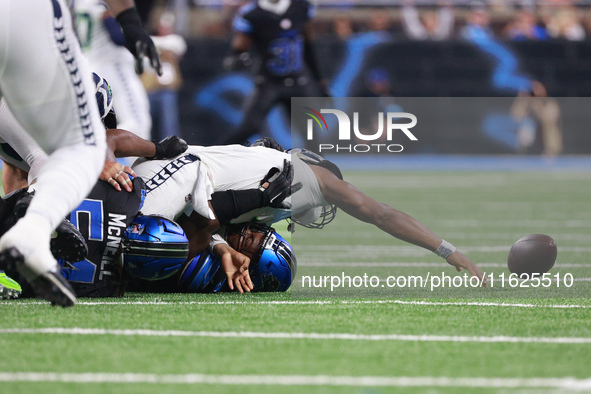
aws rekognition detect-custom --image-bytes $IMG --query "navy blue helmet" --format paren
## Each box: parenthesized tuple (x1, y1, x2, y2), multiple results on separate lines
(123, 215, 189, 281)
(92, 72, 114, 121)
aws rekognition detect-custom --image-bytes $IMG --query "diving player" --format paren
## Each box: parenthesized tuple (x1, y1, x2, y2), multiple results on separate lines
(128, 141, 486, 287)
(221, 0, 327, 145)
(0, 0, 161, 307)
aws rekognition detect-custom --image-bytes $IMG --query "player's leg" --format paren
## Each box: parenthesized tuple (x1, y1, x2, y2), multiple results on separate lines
(0, 0, 107, 306)
(0, 98, 48, 187)
(220, 82, 281, 145)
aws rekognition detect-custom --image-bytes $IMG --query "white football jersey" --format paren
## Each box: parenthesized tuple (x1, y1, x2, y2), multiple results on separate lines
(189, 145, 290, 191)
(133, 145, 329, 225)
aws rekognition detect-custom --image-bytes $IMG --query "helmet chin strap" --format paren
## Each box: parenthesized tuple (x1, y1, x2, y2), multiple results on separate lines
(258, 0, 291, 15)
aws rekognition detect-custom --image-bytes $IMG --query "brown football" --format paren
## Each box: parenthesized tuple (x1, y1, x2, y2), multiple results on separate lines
(507, 234, 557, 278)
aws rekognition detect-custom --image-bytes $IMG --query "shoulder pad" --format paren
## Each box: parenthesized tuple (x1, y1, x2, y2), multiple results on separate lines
(290, 148, 343, 180)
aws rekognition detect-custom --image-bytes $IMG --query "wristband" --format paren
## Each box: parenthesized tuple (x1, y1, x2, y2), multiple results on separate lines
(209, 233, 228, 248)
(434, 240, 456, 259)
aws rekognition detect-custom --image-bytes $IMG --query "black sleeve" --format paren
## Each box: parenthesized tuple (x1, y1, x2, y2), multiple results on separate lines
(210, 189, 265, 225)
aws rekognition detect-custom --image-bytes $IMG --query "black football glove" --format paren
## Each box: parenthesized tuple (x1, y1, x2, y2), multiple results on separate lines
(148, 136, 188, 160)
(116, 8, 162, 76)
(259, 160, 303, 209)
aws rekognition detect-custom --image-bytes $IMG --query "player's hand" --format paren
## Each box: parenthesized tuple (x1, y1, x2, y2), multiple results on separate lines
(259, 159, 303, 209)
(147, 136, 188, 160)
(216, 243, 253, 294)
(116, 8, 162, 76)
(446, 251, 487, 287)
(100, 161, 136, 192)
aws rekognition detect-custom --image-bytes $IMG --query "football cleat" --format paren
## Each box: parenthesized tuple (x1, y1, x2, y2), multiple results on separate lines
(0, 248, 76, 307)
(49, 218, 89, 262)
(14, 193, 88, 262)
(0, 271, 22, 300)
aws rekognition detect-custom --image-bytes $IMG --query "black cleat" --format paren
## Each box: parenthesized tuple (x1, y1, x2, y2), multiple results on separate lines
(13, 193, 32, 219)
(0, 247, 76, 307)
(50, 219, 88, 262)
(13, 193, 88, 262)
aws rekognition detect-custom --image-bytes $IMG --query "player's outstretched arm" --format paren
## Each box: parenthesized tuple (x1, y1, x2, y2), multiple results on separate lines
(311, 165, 486, 285)
(106, 129, 188, 160)
(107, 129, 157, 158)
(103, 129, 187, 191)
(104, 0, 162, 75)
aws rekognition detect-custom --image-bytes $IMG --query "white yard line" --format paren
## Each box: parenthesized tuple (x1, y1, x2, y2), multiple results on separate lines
(299, 261, 590, 268)
(438, 219, 591, 228)
(2, 299, 591, 308)
(299, 245, 591, 253)
(0, 372, 590, 390)
(342, 299, 591, 308)
(1, 327, 590, 344)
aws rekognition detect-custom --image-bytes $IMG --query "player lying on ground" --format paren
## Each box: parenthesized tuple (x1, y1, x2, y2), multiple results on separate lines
(0, 158, 294, 299)
(127, 221, 296, 293)
(121, 136, 487, 290)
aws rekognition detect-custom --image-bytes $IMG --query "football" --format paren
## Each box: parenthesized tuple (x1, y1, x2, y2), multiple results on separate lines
(507, 234, 557, 278)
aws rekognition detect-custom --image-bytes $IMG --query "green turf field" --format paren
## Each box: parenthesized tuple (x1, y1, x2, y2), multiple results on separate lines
(1, 170, 590, 393)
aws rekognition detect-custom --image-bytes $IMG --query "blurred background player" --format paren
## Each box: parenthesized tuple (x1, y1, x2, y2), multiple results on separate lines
(0, 0, 161, 307)
(75, 0, 153, 142)
(220, 0, 327, 145)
